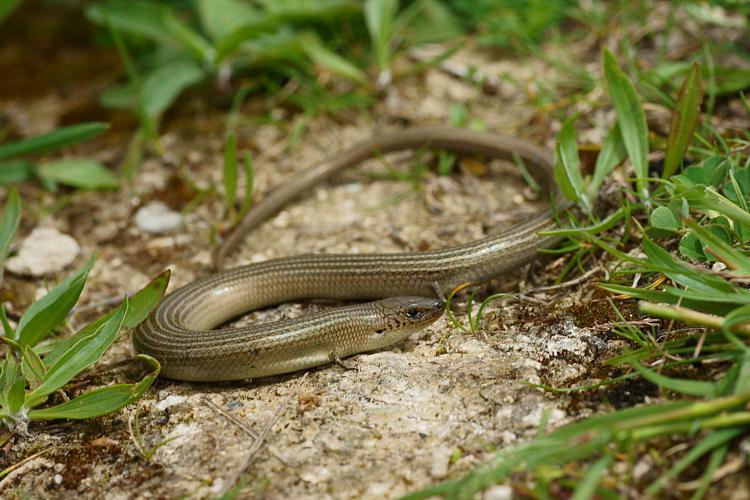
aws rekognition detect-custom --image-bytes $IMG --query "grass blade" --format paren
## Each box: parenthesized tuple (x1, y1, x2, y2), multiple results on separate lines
(631, 360, 716, 397)
(238, 153, 254, 222)
(571, 454, 612, 500)
(663, 62, 703, 178)
(301, 33, 367, 84)
(0, 123, 108, 161)
(223, 132, 238, 219)
(0, 187, 20, 283)
(16, 256, 96, 349)
(28, 354, 159, 420)
(603, 49, 649, 199)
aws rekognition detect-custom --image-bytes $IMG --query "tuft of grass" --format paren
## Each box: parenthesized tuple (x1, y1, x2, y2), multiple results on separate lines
(0, 192, 167, 430)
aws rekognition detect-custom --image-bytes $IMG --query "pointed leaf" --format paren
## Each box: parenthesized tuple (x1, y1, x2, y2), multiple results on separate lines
(27, 301, 127, 402)
(7, 377, 25, 414)
(0, 187, 20, 283)
(553, 117, 586, 208)
(0, 123, 108, 161)
(588, 123, 627, 198)
(37, 159, 119, 190)
(223, 132, 237, 213)
(632, 360, 716, 397)
(28, 354, 159, 420)
(301, 34, 366, 84)
(20, 347, 45, 390)
(43, 270, 170, 368)
(16, 256, 95, 349)
(663, 62, 703, 178)
(604, 49, 649, 199)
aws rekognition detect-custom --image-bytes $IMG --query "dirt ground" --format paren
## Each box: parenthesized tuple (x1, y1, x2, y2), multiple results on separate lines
(2, 8, 747, 499)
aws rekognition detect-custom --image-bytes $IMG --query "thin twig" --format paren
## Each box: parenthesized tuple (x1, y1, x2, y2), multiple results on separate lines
(219, 373, 308, 496)
(201, 397, 288, 465)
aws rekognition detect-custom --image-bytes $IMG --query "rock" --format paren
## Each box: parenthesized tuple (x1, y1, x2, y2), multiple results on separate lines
(430, 446, 453, 478)
(483, 484, 513, 500)
(155, 395, 187, 412)
(5, 227, 80, 277)
(134, 201, 183, 234)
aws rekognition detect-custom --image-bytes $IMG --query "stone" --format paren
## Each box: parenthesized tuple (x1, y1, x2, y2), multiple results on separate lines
(134, 201, 183, 234)
(5, 227, 80, 277)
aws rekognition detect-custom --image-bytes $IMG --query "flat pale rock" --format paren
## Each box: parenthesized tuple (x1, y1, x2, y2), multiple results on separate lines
(134, 201, 183, 234)
(5, 227, 80, 277)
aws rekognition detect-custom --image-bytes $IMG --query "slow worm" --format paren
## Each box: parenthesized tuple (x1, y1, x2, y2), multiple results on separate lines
(133, 127, 562, 381)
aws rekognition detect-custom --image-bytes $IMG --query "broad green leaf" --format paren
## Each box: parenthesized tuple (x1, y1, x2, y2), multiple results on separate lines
(663, 62, 703, 178)
(632, 360, 716, 397)
(649, 206, 679, 233)
(223, 133, 237, 214)
(724, 167, 750, 202)
(16, 256, 95, 349)
(365, 0, 398, 72)
(28, 354, 159, 420)
(42, 270, 170, 368)
(197, 0, 261, 41)
(86, 1, 174, 44)
(0, 123, 108, 161)
(587, 123, 626, 198)
(0, 187, 20, 283)
(214, 21, 279, 62)
(142, 59, 205, 117)
(686, 220, 750, 272)
(0, 159, 34, 185)
(679, 231, 706, 262)
(676, 157, 727, 188)
(27, 302, 128, 403)
(20, 347, 45, 390)
(37, 159, 119, 190)
(0, 353, 18, 408)
(553, 117, 586, 208)
(735, 350, 750, 394)
(603, 49, 649, 199)
(300, 34, 366, 84)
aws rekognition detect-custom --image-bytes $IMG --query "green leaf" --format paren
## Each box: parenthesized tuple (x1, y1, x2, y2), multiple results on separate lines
(603, 49, 649, 199)
(28, 354, 159, 420)
(632, 360, 716, 397)
(223, 132, 238, 215)
(649, 206, 680, 233)
(587, 123, 626, 198)
(26, 301, 128, 403)
(365, 0, 398, 73)
(7, 377, 24, 414)
(676, 157, 727, 188)
(0, 123, 108, 161)
(300, 34, 366, 84)
(679, 231, 706, 262)
(20, 347, 45, 390)
(142, 59, 205, 117)
(16, 256, 95, 349)
(43, 270, 170, 368)
(37, 159, 119, 190)
(553, 117, 587, 209)
(213, 21, 279, 62)
(0, 187, 20, 282)
(663, 62, 703, 178)
(0, 304, 14, 338)
(571, 454, 612, 500)
(197, 0, 262, 41)
(686, 220, 750, 272)
(0, 159, 34, 185)
(86, 1, 174, 44)
(161, 10, 215, 63)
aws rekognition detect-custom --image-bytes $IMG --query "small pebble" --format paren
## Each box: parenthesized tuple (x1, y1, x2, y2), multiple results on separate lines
(5, 227, 80, 277)
(134, 201, 183, 234)
(430, 446, 452, 478)
(155, 395, 187, 412)
(483, 485, 512, 500)
(53, 474, 63, 485)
